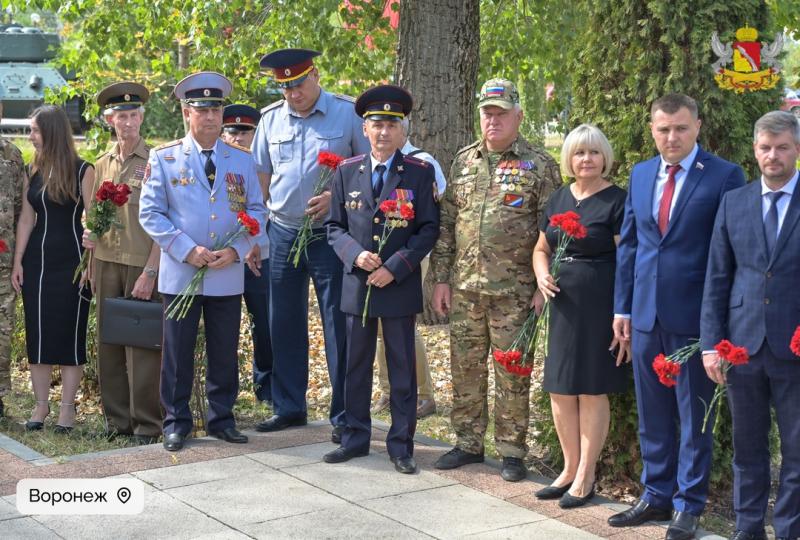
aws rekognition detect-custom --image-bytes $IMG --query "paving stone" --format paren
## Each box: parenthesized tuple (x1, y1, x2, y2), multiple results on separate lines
(2, 516, 61, 539)
(283, 452, 456, 502)
(245, 441, 336, 469)
(31, 489, 231, 539)
(240, 504, 432, 539)
(361, 484, 549, 539)
(166, 469, 347, 526)
(463, 517, 600, 539)
(133, 454, 270, 490)
(0, 495, 21, 520)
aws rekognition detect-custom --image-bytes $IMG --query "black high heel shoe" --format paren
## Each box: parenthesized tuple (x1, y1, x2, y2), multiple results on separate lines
(559, 483, 595, 509)
(25, 400, 50, 431)
(534, 482, 573, 500)
(54, 402, 77, 434)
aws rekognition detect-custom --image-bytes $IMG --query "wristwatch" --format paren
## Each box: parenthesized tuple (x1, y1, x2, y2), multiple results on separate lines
(144, 266, 157, 278)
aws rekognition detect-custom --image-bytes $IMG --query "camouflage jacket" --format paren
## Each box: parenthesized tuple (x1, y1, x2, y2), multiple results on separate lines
(430, 136, 561, 297)
(0, 139, 26, 268)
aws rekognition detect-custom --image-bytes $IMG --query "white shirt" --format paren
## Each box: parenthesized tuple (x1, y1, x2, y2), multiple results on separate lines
(651, 144, 699, 223)
(760, 170, 798, 235)
(402, 140, 447, 195)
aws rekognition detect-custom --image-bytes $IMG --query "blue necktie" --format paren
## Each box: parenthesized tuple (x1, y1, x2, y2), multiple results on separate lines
(373, 164, 386, 199)
(764, 191, 784, 258)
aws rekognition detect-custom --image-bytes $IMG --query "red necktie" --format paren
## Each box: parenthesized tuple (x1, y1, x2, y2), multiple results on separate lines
(658, 164, 681, 235)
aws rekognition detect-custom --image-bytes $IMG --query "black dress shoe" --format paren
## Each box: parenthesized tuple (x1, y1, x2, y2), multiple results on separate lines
(666, 511, 699, 540)
(391, 456, 417, 474)
(210, 427, 248, 443)
(25, 420, 44, 431)
(53, 424, 73, 434)
(730, 531, 767, 540)
(500, 457, 527, 482)
(323, 446, 369, 463)
(434, 447, 484, 470)
(331, 425, 343, 444)
(608, 499, 672, 527)
(535, 482, 573, 500)
(559, 484, 595, 509)
(255, 414, 307, 432)
(163, 433, 185, 452)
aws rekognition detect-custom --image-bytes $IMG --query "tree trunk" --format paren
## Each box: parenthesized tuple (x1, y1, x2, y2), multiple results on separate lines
(394, 0, 479, 325)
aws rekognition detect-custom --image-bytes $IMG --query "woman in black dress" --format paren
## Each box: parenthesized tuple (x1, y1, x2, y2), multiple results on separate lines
(11, 105, 94, 432)
(532, 124, 629, 508)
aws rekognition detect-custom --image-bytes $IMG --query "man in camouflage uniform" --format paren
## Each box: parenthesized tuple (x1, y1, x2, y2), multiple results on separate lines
(0, 101, 27, 418)
(430, 79, 561, 482)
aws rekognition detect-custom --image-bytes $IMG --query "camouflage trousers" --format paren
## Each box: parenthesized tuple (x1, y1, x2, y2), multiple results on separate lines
(449, 289, 531, 458)
(0, 267, 14, 397)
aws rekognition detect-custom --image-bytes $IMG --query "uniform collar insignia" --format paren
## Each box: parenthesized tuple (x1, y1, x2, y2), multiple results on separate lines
(397, 164, 404, 172)
(348, 191, 361, 198)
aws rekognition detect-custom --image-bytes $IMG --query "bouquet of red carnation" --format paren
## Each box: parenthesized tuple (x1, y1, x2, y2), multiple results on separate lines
(361, 198, 415, 326)
(652, 340, 700, 387)
(73, 180, 132, 283)
(288, 151, 345, 267)
(701, 339, 749, 433)
(790, 326, 800, 357)
(492, 309, 539, 377)
(166, 211, 260, 320)
(528, 211, 589, 358)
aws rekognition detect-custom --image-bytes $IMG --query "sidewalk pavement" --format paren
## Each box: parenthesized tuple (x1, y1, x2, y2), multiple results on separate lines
(0, 421, 724, 540)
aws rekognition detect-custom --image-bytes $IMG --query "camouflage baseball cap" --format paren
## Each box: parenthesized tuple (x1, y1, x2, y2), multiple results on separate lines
(478, 78, 519, 110)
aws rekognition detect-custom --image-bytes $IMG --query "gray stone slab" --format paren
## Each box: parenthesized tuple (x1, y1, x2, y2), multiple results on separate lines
(240, 504, 432, 539)
(133, 454, 269, 489)
(1, 517, 61, 539)
(0, 433, 47, 462)
(0, 495, 22, 520)
(464, 518, 600, 539)
(362, 484, 549, 539)
(283, 452, 456, 502)
(245, 441, 338, 469)
(31, 488, 231, 540)
(167, 469, 347, 525)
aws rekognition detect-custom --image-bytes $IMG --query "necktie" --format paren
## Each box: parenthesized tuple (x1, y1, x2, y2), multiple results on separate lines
(764, 191, 785, 258)
(202, 149, 216, 188)
(657, 163, 682, 235)
(373, 164, 386, 199)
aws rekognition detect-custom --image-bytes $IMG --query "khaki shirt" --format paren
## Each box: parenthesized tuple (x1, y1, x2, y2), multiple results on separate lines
(430, 136, 562, 297)
(92, 138, 154, 268)
(0, 139, 26, 268)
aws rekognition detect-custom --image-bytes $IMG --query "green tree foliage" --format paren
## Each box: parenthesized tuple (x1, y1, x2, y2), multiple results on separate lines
(568, 0, 782, 181)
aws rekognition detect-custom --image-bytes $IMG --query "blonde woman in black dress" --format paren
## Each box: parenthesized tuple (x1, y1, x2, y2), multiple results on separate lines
(532, 124, 629, 508)
(11, 106, 94, 433)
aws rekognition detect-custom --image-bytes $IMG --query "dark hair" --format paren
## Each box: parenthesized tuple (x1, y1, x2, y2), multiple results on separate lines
(650, 93, 699, 120)
(30, 105, 79, 204)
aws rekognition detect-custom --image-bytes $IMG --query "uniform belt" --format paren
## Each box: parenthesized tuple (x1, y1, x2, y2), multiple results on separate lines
(558, 256, 615, 264)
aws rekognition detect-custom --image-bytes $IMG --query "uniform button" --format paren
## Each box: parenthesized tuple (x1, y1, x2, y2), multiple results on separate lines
(766, 271, 772, 278)
(211, 214, 217, 220)
(374, 217, 380, 224)
(210, 232, 216, 239)
(373, 235, 380, 241)
(374, 198, 380, 204)
(210, 196, 216, 202)
(764, 298, 770, 304)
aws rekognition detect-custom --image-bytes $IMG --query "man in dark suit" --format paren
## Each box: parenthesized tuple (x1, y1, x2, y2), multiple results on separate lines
(610, 93, 746, 539)
(701, 111, 800, 540)
(324, 85, 440, 474)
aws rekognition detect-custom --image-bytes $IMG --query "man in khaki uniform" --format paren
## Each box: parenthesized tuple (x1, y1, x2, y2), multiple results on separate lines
(84, 82, 162, 443)
(0, 101, 26, 418)
(430, 79, 561, 481)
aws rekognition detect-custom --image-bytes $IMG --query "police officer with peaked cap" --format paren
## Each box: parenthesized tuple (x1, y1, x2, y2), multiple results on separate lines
(251, 48, 370, 441)
(139, 71, 268, 451)
(324, 85, 440, 473)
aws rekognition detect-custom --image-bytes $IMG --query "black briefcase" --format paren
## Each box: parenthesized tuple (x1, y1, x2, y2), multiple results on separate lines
(100, 297, 163, 351)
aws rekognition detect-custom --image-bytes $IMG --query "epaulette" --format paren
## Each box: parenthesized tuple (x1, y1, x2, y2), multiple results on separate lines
(333, 93, 356, 103)
(154, 139, 181, 152)
(402, 154, 429, 167)
(455, 140, 480, 156)
(260, 100, 285, 114)
(223, 140, 251, 154)
(340, 154, 365, 165)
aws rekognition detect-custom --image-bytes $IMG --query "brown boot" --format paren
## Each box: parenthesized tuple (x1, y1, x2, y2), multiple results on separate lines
(416, 398, 436, 418)
(370, 394, 391, 414)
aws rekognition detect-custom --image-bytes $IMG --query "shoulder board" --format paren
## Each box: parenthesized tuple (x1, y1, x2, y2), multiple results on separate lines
(261, 100, 285, 114)
(402, 154, 429, 167)
(455, 140, 480, 155)
(340, 154, 365, 165)
(154, 139, 181, 151)
(223, 140, 251, 154)
(333, 93, 356, 103)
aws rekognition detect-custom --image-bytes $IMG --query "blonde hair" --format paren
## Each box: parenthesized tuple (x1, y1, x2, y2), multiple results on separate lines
(560, 124, 614, 178)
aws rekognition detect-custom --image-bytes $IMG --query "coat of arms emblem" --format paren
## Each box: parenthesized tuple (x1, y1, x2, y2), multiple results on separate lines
(711, 26, 783, 93)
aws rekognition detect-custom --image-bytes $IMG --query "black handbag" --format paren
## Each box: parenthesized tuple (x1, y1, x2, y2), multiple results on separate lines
(100, 297, 163, 351)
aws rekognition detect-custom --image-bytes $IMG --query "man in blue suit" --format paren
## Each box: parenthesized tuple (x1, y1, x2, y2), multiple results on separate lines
(324, 85, 440, 474)
(701, 111, 800, 540)
(139, 72, 268, 452)
(610, 94, 745, 539)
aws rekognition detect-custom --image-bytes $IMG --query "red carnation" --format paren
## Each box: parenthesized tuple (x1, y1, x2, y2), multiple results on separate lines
(0, 239, 7, 253)
(714, 339, 733, 358)
(653, 353, 680, 387)
(727, 346, 749, 366)
(318, 151, 345, 170)
(379, 199, 398, 214)
(550, 211, 587, 239)
(237, 211, 260, 236)
(399, 203, 415, 220)
(506, 350, 522, 364)
(791, 326, 800, 357)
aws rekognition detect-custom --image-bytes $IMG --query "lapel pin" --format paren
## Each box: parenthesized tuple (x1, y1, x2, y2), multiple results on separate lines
(359, 164, 366, 173)
(397, 165, 404, 172)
